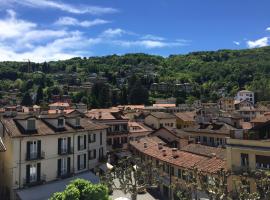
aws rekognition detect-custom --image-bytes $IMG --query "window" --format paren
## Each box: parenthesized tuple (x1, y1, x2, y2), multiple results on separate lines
(107, 138, 112, 145)
(58, 118, 64, 127)
(256, 155, 270, 169)
(78, 135, 86, 151)
(27, 119, 36, 130)
(61, 138, 68, 153)
(78, 154, 86, 170)
(61, 157, 67, 175)
(29, 141, 38, 159)
(88, 149, 96, 160)
(178, 169, 182, 178)
(241, 153, 249, 167)
(100, 132, 103, 145)
(88, 133, 96, 143)
(99, 147, 104, 159)
(30, 164, 37, 183)
(75, 118, 80, 127)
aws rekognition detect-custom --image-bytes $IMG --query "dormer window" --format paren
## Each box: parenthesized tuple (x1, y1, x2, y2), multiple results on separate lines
(27, 119, 36, 131)
(58, 118, 64, 127)
(75, 117, 80, 127)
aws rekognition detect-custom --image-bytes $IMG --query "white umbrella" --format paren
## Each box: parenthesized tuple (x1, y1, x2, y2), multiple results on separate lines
(114, 197, 131, 200)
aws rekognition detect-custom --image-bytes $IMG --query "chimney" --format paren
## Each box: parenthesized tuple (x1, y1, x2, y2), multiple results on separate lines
(172, 148, 178, 158)
(144, 142, 147, 148)
(162, 149, 166, 156)
(210, 153, 216, 158)
(158, 142, 163, 150)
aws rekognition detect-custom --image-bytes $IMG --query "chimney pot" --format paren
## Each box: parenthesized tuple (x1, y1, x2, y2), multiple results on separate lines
(172, 148, 178, 158)
(162, 149, 166, 156)
(158, 142, 163, 150)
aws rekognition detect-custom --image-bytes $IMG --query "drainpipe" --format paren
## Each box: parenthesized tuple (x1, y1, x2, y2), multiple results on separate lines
(19, 138, 22, 188)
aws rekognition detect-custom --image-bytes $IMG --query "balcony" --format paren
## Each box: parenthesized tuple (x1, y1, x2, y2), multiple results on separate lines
(112, 143, 123, 149)
(59, 147, 73, 155)
(232, 165, 251, 175)
(26, 151, 45, 161)
(23, 174, 46, 187)
(57, 168, 74, 179)
(78, 145, 86, 151)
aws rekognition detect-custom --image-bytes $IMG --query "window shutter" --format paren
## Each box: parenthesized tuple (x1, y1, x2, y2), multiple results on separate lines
(93, 134, 96, 142)
(37, 140, 41, 158)
(26, 164, 30, 184)
(84, 154, 86, 169)
(93, 149, 96, 159)
(67, 157, 71, 174)
(37, 163, 41, 181)
(100, 132, 102, 145)
(26, 141, 30, 160)
(88, 151, 91, 160)
(57, 159, 61, 177)
(68, 137, 71, 153)
(88, 134, 91, 143)
(84, 135, 86, 149)
(77, 136, 80, 151)
(77, 155, 80, 170)
(58, 138, 61, 154)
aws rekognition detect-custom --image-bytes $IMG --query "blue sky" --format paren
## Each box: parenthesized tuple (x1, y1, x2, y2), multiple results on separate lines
(0, 0, 270, 62)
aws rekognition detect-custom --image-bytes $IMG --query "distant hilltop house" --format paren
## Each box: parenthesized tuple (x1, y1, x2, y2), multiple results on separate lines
(234, 90, 255, 105)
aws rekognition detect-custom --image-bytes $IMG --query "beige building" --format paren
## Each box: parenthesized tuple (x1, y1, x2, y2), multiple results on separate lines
(0, 112, 107, 200)
(86, 108, 129, 152)
(144, 112, 176, 129)
(129, 137, 226, 200)
(227, 121, 270, 194)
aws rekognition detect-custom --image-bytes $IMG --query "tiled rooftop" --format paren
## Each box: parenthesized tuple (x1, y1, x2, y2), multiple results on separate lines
(130, 137, 226, 173)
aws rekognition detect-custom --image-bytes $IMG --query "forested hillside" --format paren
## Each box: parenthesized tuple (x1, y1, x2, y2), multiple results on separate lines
(1, 46, 270, 107)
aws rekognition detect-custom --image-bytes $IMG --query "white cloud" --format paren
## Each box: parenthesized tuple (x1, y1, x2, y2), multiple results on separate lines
(101, 28, 127, 38)
(266, 27, 270, 31)
(0, 10, 98, 62)
(9, 0, 118, 15)
(233, 41, 240, 46)
(141, 34, 165, 41)
(114, 40, 187, 49)
(247, 37, 269, 48)
(0, 9, 36, 40)
(55, 17, 109, 27)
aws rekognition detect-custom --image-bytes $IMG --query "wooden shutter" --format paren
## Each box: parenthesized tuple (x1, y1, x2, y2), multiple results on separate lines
(100, 132, 102, 145)
(77, 155, 80, 170)
(26, 141, 30, 160)
(57, 159, 61, 177)
(26, 164, 30, 183)
(37, 163, 41, 181)
(83, 154, 86, 169)
(37, 140, 41, 158)
(68, 137, 71, 153)
(77, 136, 80, 151)
(58, 138, 61, 154)
(67, 157, 71, 174)
(84, 135, 86, 149)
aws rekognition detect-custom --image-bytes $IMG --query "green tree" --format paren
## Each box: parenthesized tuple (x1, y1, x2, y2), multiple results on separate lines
(35, 86, 43, 105)
(21, 92, 33, 106)
(129, 80, 149, 105)
(49, 179, 109, 200)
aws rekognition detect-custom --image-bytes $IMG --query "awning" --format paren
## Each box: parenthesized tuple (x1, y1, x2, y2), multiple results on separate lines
(99, 163, 114, 172)
(115, 151, 132, 159)
(16, 171, 100, 200)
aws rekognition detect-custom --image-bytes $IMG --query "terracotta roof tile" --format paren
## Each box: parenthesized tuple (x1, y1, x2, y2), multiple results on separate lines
(130, 137, 226, 174)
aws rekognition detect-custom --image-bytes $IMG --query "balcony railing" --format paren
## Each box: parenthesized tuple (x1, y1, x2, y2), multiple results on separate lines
(232, 165, 251, 175)
(59, 147, 73, 155)
(112, 143, 123, 149)
(79, 145, 86, 151)
(23, 174, 46, 187)
(26, 151, 45, 161)
(57, 168, 74, 179)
